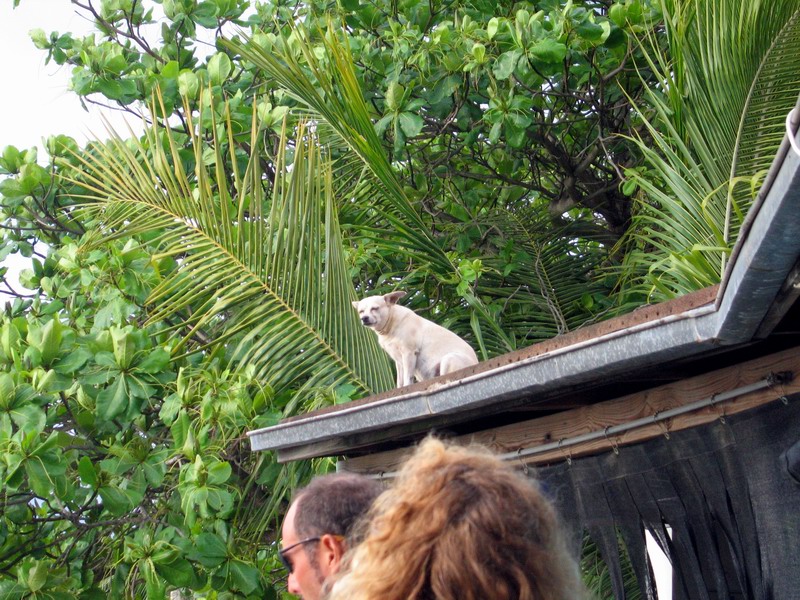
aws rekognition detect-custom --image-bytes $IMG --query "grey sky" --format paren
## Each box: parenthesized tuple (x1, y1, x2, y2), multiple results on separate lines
(0, 1, 135, 301)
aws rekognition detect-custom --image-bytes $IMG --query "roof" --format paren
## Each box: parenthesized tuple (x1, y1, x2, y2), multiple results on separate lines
(248, 109, 800, 463)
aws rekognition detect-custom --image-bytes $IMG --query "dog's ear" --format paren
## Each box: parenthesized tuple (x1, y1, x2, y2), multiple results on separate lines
(384, 291, 406, 305)
(352, 300, 360, 310)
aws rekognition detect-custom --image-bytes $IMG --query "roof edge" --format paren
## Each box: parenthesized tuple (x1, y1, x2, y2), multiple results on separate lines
(248, 116, 800, 458)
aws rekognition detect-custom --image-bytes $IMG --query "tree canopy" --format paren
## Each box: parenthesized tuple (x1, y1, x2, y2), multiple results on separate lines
(2, 0, 799, 597)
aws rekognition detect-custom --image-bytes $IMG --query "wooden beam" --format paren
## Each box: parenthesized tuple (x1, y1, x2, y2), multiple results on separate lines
(338, 346, 800, 475)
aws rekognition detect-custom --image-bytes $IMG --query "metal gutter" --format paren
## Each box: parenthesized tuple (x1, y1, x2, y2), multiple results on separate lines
(248, 117, 800, 460)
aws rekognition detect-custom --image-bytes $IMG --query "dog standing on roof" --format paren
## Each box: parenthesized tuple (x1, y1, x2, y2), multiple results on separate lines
(353, 291, 479, 388)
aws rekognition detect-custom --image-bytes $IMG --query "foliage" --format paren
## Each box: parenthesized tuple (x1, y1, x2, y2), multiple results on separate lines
(27, 0, 657, 244)
(0, 243, 313, 597)
(615, 0, 800, 301)
(224, 21, 630, 352)
(11, 0, 665, 351)
(580, 531, 642, 600)
(72, 99, 393, 399)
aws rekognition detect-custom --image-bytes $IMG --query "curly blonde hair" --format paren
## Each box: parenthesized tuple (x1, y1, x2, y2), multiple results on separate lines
(327, 437, 587, 600)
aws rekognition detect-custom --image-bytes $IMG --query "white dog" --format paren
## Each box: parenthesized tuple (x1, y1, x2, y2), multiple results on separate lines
(352, 291, 479, 388)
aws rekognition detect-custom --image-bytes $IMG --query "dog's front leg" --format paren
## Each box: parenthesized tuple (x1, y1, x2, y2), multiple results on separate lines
(399, 350, 417, 387)
(394, 359, 405, 388)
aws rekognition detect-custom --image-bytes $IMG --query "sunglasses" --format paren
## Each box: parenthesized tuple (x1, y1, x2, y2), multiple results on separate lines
(278, 536, 321, 573)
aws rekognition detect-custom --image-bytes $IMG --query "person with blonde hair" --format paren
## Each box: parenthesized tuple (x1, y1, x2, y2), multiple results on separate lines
(327, 437, 588, 600)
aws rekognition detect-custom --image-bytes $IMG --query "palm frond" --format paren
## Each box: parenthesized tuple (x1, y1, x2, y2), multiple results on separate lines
(617, 0, 800, 301)
(222, 27, 452, 274)
(475, 206, 614, 342)
(727, 8, 800, 244)
(69, 94, 394, 401)
(224, 26, 525, 354)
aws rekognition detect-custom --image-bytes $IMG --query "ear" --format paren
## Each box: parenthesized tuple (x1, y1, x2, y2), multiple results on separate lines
(384, 291, 406, 305)
(317, 533, 347, 577)
(352, 300, 359, 310)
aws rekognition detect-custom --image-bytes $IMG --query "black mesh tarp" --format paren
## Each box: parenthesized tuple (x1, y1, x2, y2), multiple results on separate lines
(536, 396, 800, 600)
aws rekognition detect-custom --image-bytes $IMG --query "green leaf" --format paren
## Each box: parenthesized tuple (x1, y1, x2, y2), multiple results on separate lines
(138, 348, 171, 373)
(96, 376, 130, 421)
(193, 1, 219, 28)
(97, 78, 138, 103)
(78, 456, 99, 488)
(187, 533, 228, 567)
(0, 373, 14, 408)
(111, 327, 135, 369)
(487, 17, 500, 40)
(142, 457, 166, 487)
(397, 112, 424, 138)
(27, 561, 49, 592)
(207, 52, 232, 85)
(1, 322, 20, 357)
(493, 50, 520, 79)
(160, 60, 180, 79)
(39, 318, 63, 367)
(99, 484, 132, 515)
(178, 70, 201, 98)
(528, 38, 568, 63)
(5, 457, 25, 491)
(30, 28, 49, 49)
(0, 582, 27, 597)
(207, 461, 231, 485)
(155, 557, 195, 587)
(627, 0, 643, 24)
(471, 42, 486, 63)
(608, 3, 627, 27)
(170, 410, 190, 449)
(375, 114, 393, 137)
(10, 404, 46, 433)
(52, 346, 91, 375)
(576, 20, 606, 43)
(94, 351, 118, 369)
(229, 559, 260, 594)
(488, 121, 502, 143)
(26, 452, 66, 498)
(385, 81, 404, 111)
(159, 393, 182, 424)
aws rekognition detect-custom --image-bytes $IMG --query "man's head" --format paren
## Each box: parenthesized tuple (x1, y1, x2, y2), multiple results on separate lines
(280, 472, 383, 600)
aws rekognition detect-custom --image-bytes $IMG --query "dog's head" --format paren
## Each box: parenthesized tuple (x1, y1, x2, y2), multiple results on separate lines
(352, 291, 406, 331)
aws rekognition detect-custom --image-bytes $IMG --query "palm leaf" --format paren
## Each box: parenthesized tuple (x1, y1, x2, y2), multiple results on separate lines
(617, 0, 800, 301)
(581, 531, 643, 600)
(222, 27, 452, 274)
(226, 24, 614, 353)
(69, 94, 394, 402)
(727, 8, 800, 244)
(224, 26, 523, 353)
(474, 205, 614, 344)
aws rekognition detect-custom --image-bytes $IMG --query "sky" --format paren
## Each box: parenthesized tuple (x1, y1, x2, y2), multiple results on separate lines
(0, 1, 135, 152)
(0, 1, 137, 301)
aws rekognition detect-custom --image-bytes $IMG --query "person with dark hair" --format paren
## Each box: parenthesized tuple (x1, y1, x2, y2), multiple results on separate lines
(327, 437, 588, 600)
(279, 472, 383, 600)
